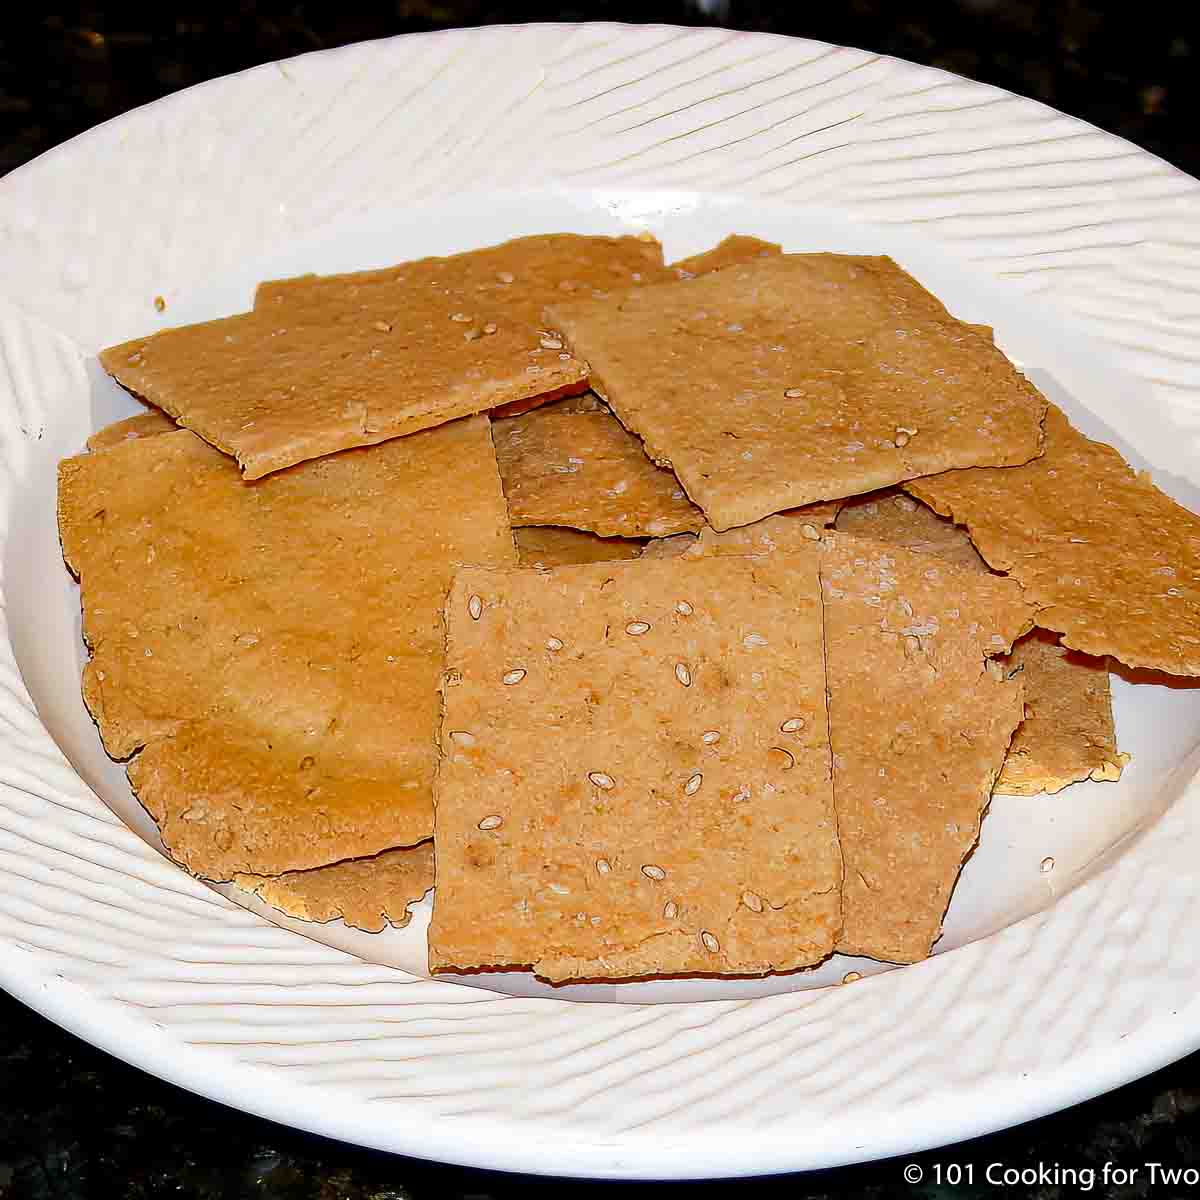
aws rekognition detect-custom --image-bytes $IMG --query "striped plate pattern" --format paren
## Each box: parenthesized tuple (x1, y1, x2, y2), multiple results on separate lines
(1, 24, 1199, 1178)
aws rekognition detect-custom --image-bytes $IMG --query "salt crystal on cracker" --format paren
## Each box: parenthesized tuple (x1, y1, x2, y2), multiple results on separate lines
(429, 553, 839, 981)
(57, 416, 514, 879)
(549, 254, 1047, 530)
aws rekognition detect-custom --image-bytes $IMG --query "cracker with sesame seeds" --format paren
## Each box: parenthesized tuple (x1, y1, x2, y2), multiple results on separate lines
(907, 403, 1200, 676)
(514, 526, 645, 568)
(100, 234, 667, 480)
(429, 553, 840, 981)
(669, 234, 782, 277)
(234, 841, 434, 933)
(548, 254, 1047, 531)
(493, 406, 705, 538)
(57, 415, 515, 879)
(821, 532, 1035, 963)
(85, 409, 178, 451)
(836, 487, 1127, 794)
(639, 503, 844, 561)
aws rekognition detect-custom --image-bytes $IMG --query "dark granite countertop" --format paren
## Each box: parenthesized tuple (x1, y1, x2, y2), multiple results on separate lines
(2, 4, 1199, 1197)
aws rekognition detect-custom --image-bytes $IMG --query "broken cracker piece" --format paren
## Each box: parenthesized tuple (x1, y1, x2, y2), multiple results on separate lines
(493, 406, 704, 538)
(57, 416, 514, 879)
(670, 234, 782, 277)
(549, 254, 1047, 530)
(836, 490, 987, 572)
(86, 410, 178, 451)
(514, 526, 645, 567)
(101, 235, 665, 479)
(821, 532, 1035, 963)
(907, 404, 1200, 676)
(995, 630, 1128, 795)
(234, 841, 434, 933)
(430, 553, 840, 982)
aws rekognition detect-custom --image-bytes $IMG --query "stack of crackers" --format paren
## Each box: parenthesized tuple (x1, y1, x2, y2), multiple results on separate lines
(57, 231, 1200, 978)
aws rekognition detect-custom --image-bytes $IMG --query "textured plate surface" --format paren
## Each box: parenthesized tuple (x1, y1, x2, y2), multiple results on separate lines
(3, 22, 1200, 1180)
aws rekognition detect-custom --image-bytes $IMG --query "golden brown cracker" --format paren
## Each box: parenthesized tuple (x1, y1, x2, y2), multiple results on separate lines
(514, 526, 645, 567)
(86, 410, 177, 451)
(489, 387, 606, 421)
(101, 235, 665, 479)
(836, 490, 988, 572)
(994, 630, 1128, 795)
(639, 534, 698, 560)
(234, 841, 434, 933)
(549, 254, 1047, 530)
(429, 554, 840, 982)
(58, 416, 515, 879)
(821, 532, 1035, 963)
(694, 504, 844, 556)
(907, 404, 1200, 676)
(670, 234, 782, 277)
(493, 407, 704, 538)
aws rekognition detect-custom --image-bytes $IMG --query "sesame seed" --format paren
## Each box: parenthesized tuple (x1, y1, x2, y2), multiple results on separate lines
(497, 271, 515, 284)
(769, 746, 796, 771)
(801, 524, 820, 541)
(468, 594, 483, 620)
(1040, 856, 1055, 873)
(477, 814, 503, 831)
(675, 601, 694, 616)
(641, 864, 666, 881)
(483, 322, 498, 335)
(674, 662, 692, 687)
(780, 718, 805, 733)
(546, 636, 564, 651)
(450, 312, 472, 322)
(701, 730, 721, 745)
(700, 931, 720, 953)
(596, 858, 611, 875)
(743, 633, 768, 648)
(741, 890, 764, 913)
(625, 621, 651, 636)
(894, 426, 917, 448)
(784, 388, 803, 398)
(464, 328, 482, 342)
(372, 319, 393, 333)
(540, 337, 564, 350)
(684, 772, 703, 796)
(502, 668, 527, 686)
(842, 971, 863, 984)
(588, 771, 615, 790)
(153, 295, 166, 312)
(663, 900, 678, 920)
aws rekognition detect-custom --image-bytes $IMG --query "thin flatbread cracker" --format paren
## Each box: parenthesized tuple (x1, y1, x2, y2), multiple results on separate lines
(101, 235, 666, 479)
(430, 554, 840, 982)
(821, 532, 1034, 963)
(640, 503, 843, 560)
(907, 404, 1200, 676)
(490, 388, 605, 420)
(640, 534, 698, 560)
(549, 254, 1047, 530)
(836, 491, 987, 572)
(86, 410, 177, 450)
(514, 526, 645, 567)
(670, 234, 782, 277)
(996, 630, 1128, 795)
(836, 489, 1127, 793)
(493, 407, 704, 537)
(58, 416, 515, 879)
(234, 842, 434, 933)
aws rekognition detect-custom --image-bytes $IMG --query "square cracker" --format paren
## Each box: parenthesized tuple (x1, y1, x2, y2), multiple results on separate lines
(907, 403, 1200, 676)
(821, 532, 1034, 963)
(493, 406, 704, 538)
(430, 554, 840, 982)
(514, 526, 645, 567)
(57, 415, 515, 879)
(836, 489, 1126, 794)
(234, 841, 434, 933)
(670, 234, 781, 277)
(548, 254, 1047, 530)
(86, 410, 177, 451)
(101, 234, 666, 479)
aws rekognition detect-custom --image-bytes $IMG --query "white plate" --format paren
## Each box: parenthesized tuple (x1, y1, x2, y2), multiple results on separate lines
(2, 22, 1200, 1180)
